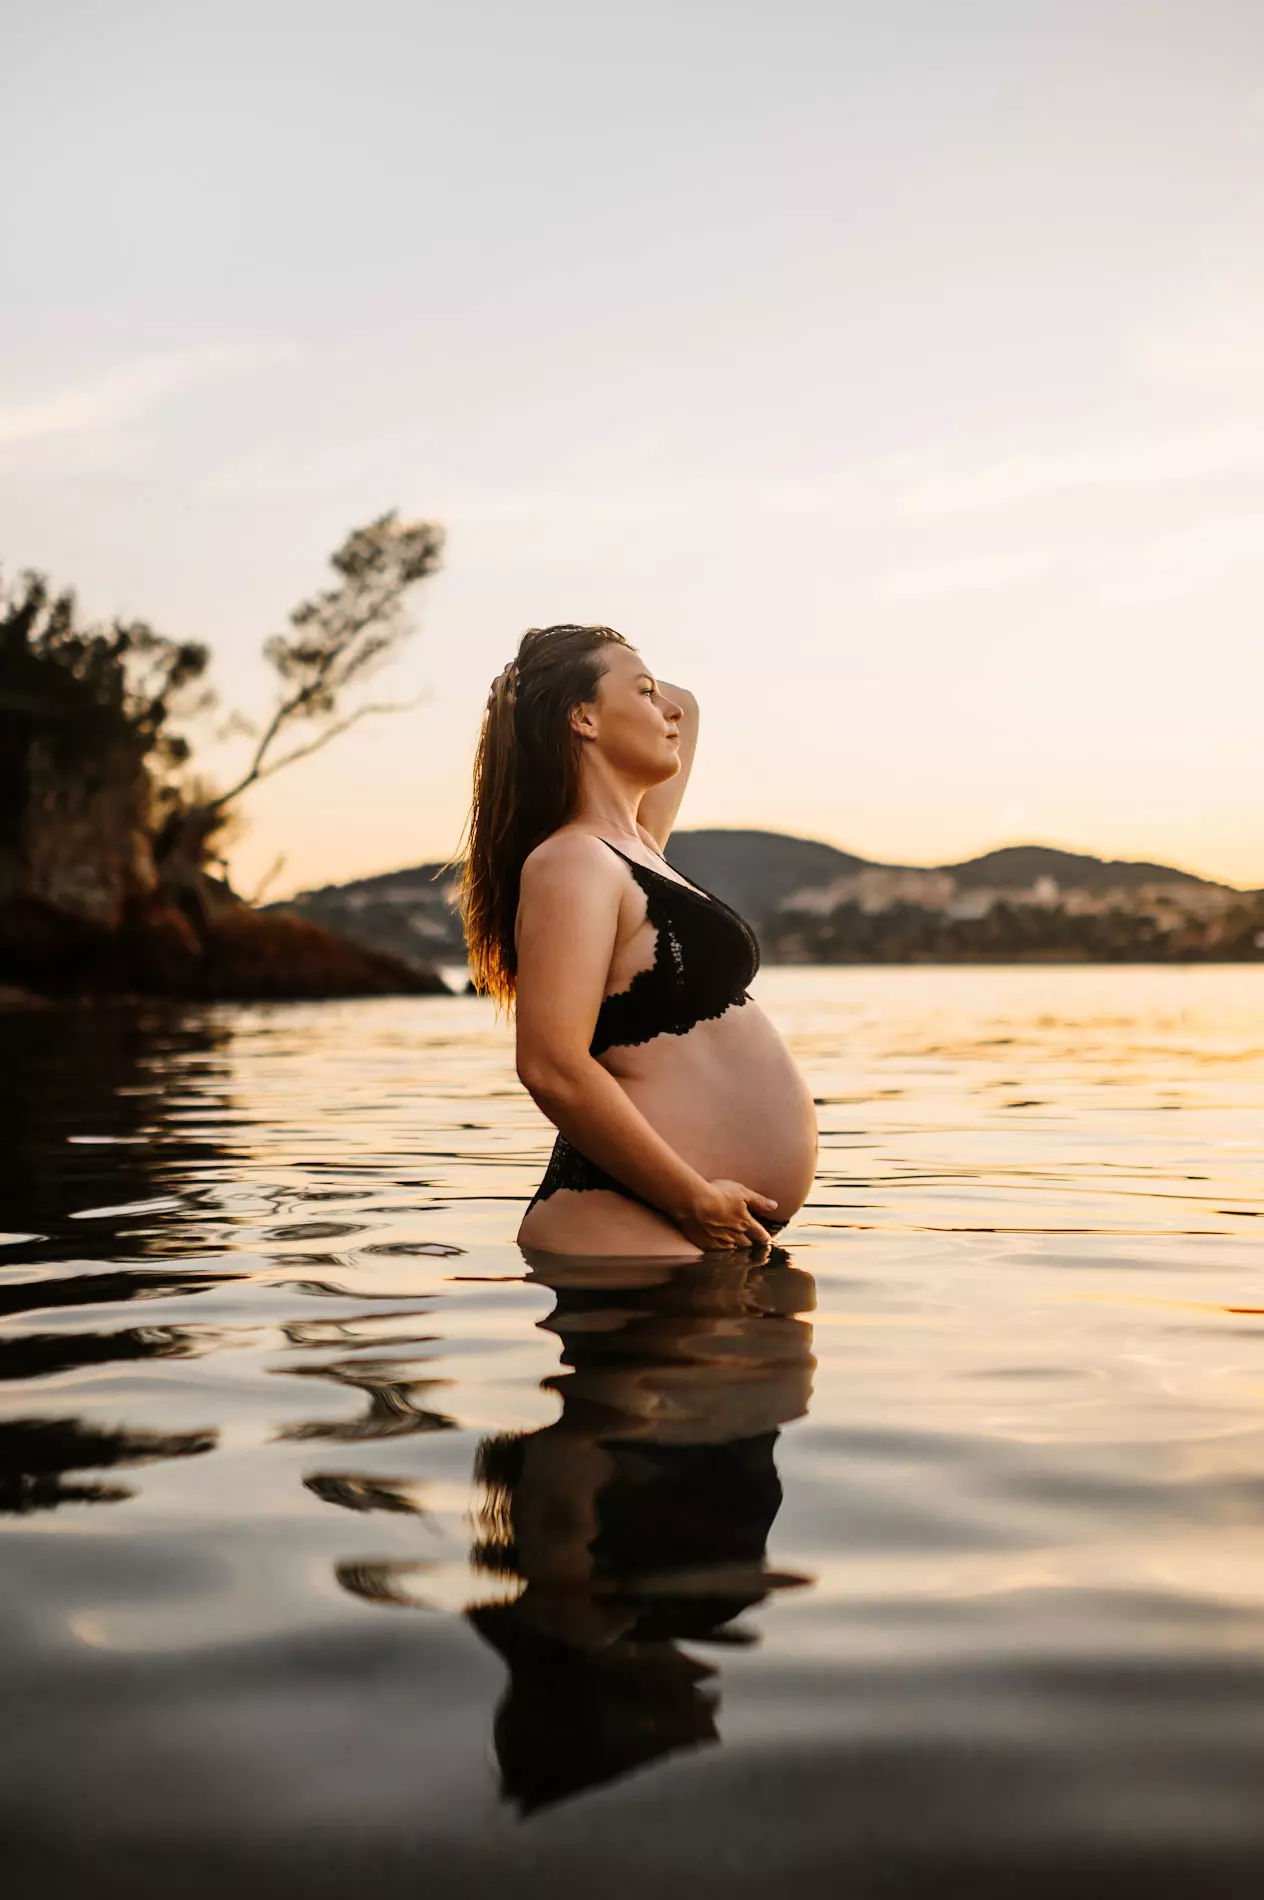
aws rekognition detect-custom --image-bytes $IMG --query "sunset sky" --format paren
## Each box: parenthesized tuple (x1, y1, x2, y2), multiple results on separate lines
(4, 0, 1263, 895)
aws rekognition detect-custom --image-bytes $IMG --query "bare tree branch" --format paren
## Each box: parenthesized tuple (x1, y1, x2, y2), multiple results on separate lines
(250, 690, 433, 784)
(165, 511, 443, 859)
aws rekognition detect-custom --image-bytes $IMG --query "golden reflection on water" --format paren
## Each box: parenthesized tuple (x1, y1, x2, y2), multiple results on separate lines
(4, 967, 1264, 1867)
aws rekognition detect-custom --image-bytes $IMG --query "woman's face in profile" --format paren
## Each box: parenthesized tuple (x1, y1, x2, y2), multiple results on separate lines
(582, 644, 683, 783)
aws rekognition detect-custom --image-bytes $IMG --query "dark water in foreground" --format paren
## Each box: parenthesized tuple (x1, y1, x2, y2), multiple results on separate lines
(4, 967, 1264, 1898)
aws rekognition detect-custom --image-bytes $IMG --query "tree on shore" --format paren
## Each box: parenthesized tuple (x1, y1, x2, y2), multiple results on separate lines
(154, 512, 444, 891)
(0, 510, 444, 916)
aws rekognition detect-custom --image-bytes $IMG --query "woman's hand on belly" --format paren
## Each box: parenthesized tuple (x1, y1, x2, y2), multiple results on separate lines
(678, 1178, 780, 1250)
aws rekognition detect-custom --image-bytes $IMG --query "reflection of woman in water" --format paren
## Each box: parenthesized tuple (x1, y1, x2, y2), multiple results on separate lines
(465, 1251, 816, 1813)
(459, 625, 818, 1256)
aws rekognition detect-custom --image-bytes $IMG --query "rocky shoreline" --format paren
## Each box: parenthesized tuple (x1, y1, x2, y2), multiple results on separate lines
(0, 882, 449, 1005)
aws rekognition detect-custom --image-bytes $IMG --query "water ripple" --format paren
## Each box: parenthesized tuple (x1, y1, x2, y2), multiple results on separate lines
(3, 970, 1264, 1891)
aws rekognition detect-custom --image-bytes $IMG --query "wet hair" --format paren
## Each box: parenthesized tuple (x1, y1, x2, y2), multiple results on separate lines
(457, 623, 631, 1007)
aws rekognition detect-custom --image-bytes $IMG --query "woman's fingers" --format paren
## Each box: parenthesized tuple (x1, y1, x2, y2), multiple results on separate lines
(738, 1186, 777, 1228)
(732, 1184, 778, 1214)
(688, 1182, 780, 1250)
(736, 1187, 775, 1247)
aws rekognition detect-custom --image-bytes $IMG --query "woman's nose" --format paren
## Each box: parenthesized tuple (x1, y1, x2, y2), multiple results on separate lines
(660, 693, 683, 720)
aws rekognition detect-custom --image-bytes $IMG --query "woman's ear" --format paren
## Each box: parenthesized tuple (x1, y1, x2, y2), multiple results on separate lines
(569, 700, 598, 741)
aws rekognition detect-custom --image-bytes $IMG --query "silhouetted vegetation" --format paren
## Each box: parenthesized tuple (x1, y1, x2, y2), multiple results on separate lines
(0, 512, 447, 999)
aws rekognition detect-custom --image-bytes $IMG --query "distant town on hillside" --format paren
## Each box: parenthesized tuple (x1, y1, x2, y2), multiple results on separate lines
(270, 830, 1264, 972)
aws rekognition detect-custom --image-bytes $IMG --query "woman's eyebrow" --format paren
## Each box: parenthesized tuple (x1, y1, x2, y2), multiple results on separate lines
(635, 671, 656, 686)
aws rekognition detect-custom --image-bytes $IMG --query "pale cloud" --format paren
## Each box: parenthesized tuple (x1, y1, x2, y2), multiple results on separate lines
(898, 425, 1264, 517)
(872, 551, 1052, 601)
(1103, 512, 1264, 604)
(0, 344, 290, 451)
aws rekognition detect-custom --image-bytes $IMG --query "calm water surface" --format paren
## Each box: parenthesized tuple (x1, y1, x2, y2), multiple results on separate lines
(4, 967, 1264, 1897)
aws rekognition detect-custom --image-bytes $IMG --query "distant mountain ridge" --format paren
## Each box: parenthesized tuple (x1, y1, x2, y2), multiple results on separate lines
(274, 829, 1248, 971)
(935, 844, 1224, 893)
(290, 830, 1232, 910)
(665, 830, 1229, 934)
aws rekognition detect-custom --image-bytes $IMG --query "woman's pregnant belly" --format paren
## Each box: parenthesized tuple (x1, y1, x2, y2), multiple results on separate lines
(600, 997, 818, 1217)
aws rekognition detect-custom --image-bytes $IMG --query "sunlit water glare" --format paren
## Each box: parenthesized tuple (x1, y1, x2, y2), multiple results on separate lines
(3, 967, 1264, 1898)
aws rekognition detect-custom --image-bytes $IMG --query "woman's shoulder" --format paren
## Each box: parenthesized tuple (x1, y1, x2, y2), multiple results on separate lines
(520, 828, 623, 893)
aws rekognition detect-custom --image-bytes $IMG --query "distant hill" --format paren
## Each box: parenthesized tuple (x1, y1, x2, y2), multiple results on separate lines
(267, 861, 465, 966)
(666, 830, 1226, 933)
(938, 844, 1221, 893)
(272, 829, 1254, 970)
(665, 830, 870, 932)
(274, 831, 878, 963)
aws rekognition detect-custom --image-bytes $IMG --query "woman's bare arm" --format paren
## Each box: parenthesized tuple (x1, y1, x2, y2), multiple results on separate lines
(636, 681, 697, 852)
(514, 832, 775, 1248)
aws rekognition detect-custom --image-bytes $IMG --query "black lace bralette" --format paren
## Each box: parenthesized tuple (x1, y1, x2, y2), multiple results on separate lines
(589, 839, 761, 1057)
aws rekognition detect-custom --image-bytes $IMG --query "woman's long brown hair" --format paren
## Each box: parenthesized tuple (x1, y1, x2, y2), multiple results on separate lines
(457, 623, 630, 1008)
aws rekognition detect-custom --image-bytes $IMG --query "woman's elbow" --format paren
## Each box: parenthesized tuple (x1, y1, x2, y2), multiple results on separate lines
(516, 1050, 590, 1109)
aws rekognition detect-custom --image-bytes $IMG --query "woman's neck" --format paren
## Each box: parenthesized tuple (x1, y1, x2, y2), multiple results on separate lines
(570, 765, 648, 843)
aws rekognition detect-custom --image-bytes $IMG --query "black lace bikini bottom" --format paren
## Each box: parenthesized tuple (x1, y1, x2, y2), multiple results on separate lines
(528, 1132, 787, 1236)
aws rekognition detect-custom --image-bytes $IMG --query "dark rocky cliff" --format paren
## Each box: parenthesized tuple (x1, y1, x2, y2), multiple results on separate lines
(1, 662, 447, 1004)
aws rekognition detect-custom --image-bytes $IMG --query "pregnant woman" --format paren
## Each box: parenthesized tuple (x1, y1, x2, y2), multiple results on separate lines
(460, 623, 818, 1257)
